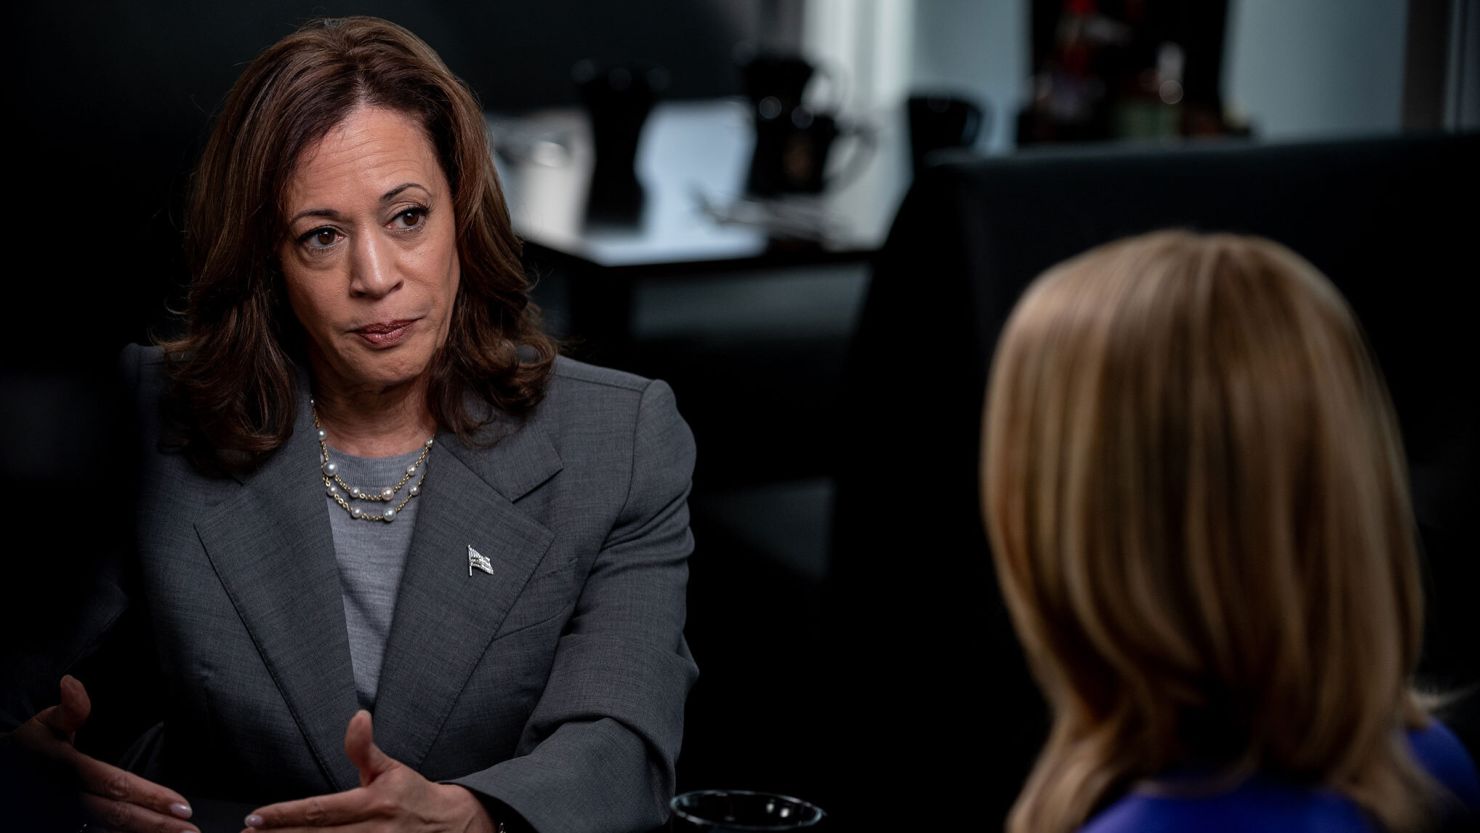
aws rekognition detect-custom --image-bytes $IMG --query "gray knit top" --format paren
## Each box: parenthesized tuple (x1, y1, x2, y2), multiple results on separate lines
(323, 445, 425, 710)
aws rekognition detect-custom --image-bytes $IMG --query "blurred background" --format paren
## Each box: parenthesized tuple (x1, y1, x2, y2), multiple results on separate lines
(5, 1, 1477, 830)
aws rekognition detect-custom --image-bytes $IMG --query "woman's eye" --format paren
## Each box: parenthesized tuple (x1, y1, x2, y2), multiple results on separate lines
(299, 227, 342, 251)
(393, 207, 428, 229)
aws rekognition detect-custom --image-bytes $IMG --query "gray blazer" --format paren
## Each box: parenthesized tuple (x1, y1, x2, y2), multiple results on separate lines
(66, 345, 698, 833)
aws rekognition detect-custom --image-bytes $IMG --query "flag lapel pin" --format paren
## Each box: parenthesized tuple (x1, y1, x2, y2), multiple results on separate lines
(468, 545, 494, 577)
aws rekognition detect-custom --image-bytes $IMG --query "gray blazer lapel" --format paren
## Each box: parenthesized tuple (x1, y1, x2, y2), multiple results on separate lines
(372, 415, 561, 768)
(192, 387, 363, 793)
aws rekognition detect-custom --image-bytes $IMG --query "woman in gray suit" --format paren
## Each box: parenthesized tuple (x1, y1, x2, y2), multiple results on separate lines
(5, 17, 696, 833)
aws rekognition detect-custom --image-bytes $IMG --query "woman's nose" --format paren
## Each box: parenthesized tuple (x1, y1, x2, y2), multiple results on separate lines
(348, 233, 403, 298)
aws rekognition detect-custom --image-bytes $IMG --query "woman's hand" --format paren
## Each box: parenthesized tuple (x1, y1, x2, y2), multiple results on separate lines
(6, 675, 199, 833)
(241, 710, 498, 833)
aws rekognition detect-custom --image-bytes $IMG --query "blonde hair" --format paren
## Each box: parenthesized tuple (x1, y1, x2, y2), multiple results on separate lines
(982, 231, 1434, 833)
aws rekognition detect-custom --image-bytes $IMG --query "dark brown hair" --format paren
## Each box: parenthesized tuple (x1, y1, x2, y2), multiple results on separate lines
(161, 16, 555, 471)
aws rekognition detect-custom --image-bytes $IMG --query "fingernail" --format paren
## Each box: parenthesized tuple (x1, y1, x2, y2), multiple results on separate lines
(170, 802, 193, 818)
(245, 813, 265, 828)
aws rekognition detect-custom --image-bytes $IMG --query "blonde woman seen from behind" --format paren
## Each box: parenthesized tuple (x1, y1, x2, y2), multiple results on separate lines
(982, 231, 1479, 833)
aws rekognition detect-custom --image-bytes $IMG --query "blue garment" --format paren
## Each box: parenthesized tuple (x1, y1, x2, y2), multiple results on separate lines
(1079, 722, 1480, 833)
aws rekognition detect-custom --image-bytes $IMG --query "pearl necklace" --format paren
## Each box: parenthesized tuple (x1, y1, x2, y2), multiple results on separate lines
(311, 399, 433, 523)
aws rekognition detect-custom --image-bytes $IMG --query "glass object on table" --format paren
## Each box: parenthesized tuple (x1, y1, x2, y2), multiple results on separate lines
(670, 789, 826, 831)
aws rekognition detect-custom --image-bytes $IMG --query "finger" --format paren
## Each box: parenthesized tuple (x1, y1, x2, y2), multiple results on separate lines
(38, 675, 92, 738)
(343, 710, 397, 787)
(245, 786, 380, 829)
(81, 792, 199, 833)
(72, 751, 195, 824)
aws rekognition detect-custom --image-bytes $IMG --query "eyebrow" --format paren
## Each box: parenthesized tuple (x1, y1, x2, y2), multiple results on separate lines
(287, 183, 431, 225)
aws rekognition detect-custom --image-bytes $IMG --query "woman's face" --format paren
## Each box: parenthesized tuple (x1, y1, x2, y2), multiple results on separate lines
(278, 104, 460, 399)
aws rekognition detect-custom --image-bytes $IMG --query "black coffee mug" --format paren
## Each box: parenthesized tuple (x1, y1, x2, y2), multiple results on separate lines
(907, 93, 987, 173)
(747, 105, 873, 196)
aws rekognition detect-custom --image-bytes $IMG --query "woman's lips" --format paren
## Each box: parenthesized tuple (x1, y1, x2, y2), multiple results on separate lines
(354, 319, 417, 347)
